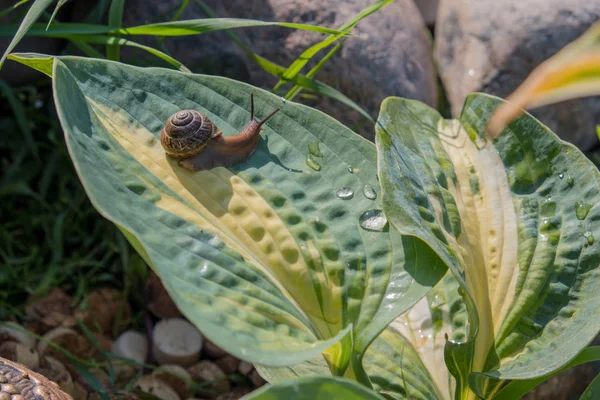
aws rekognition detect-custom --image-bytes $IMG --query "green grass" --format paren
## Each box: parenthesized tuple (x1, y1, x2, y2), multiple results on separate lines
(0, 81, 145, 320)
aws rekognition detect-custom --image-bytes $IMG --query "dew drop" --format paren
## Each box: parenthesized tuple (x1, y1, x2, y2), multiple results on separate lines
(308, 140, 323, 157)
(362, 184, 377, 200)
(336, 187, 354, 200)
(306, 154, 321, 171)
(584, 231, 595, 245)
(359, 209, 388, 231)
(575, 200, 592, 220)
(558, 172, 564, 179)
(348, 166, 354, 173)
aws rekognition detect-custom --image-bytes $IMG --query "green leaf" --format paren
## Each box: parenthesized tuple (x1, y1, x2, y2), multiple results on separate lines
(0, 0, 53, 68)
(7, 53, 53, 76)
(30, 55, 444, 372)
(257, 273, 466, 400)
(107, 0, 125, 61)
(0, 0, 31, 19)
(491, 346, 600, 400)
(118, 18, 344, 36)
(376, 93, 600, 399)
(242, 376, 385, 400)
(46, 0, 69, 30)
(580, 372, 600, 400)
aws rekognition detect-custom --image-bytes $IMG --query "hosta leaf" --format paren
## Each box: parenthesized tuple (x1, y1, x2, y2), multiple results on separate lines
(242, 376, 385, 400)
(20, 55, 445, 371)
(256, 272, 466, 400)
(377, 93, 600, 399)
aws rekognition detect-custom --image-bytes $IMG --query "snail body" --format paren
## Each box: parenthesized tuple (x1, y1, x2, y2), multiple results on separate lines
(160, 93, 281, 171)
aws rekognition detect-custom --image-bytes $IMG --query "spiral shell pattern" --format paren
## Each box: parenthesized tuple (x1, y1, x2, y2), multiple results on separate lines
(0, 357, 71, 400)
(160, 110, 220, 158)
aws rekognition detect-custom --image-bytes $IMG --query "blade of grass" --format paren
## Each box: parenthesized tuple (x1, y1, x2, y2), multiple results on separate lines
(157, 0, 191, 47)
(0, 0, 30, 19)
(273, 0, 395, 90)
(46, 0, 68, 30)
(118, 18, 344, 36)
(193, 0, 374, 122)
(76, 35, 190, 72)
(106, 0, 125, 61)
(0, 80, 40, 163)
(285, 40, 344, 100)
(0, 0, 54, 68)
(70, 40, 105, 58)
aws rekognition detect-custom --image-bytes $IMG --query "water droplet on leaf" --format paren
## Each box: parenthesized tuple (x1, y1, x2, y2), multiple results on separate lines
(308, 140, 323, 157)
(348, 166, 354, 173)
(336, 187, 354, 200)
(306, 154, 321, 171)
(575, 200, 592, 220)
(558, 172, 564, 179)
(359, 209, 388, 231)
(362, 184, 377, 200)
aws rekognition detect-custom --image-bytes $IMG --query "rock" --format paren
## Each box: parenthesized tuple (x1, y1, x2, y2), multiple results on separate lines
(152, 319, 203, 366)
(146, 272, 182, 319)
(35, 356, 74, 395)
(188, 361, 230, 395)
(202, 339, 227, 360)
(522, 361, 596, 400)
(152, 365, 192, 399)
(74, 288, 132, 334)
(0, 322, 36, 348)
(119, 0, 437, 140)
(214, 355, 240, 375)
(26, 288, 75, 332)
(111, 331, 149, 364)
(435, 0, 600, 150)
(135, 375, 181, 400)
(414, 0, 439, 26)
(237, 361, 253, 376)
(248, 370, 266, 388)
(0, 341, 39, 369)
(37, 327, 96, 371)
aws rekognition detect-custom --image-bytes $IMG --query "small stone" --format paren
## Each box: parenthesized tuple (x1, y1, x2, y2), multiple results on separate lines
(152, 319, 202, 366)
(34, 357, 73, 395)
(187, 361, 230, 395)
(135, 375, 180, 400)
(201, 340, 227, 360)
(10, 395, 24, 400)
(0, 322, 36, 348)
(111, 331, 148, 364)
(70, 382, 88, 400)
(146, 273, 182, 319)
(0, 342, 39, 369)
(237, 361, 253, 376)
(248, 370, 266, 388)
(37, 328, 95, 372)
(0, 393, 8, 400)
(25, 289, 75, 333)
(214, 355, 240, 375)
(152, 365, 191, 399)
(74, 288, 132, 334)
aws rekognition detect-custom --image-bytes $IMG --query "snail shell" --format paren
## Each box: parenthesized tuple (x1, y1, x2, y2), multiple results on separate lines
(160, 93, 281, 172)
(160, 110, 221, 159)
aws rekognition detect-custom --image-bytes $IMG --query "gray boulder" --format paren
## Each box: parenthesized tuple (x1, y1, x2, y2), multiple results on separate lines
(117, 0, 437, 140)
(435, 0, 600, 150)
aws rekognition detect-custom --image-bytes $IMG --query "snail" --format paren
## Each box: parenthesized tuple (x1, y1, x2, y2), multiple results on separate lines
(160, 93, 282, 171)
